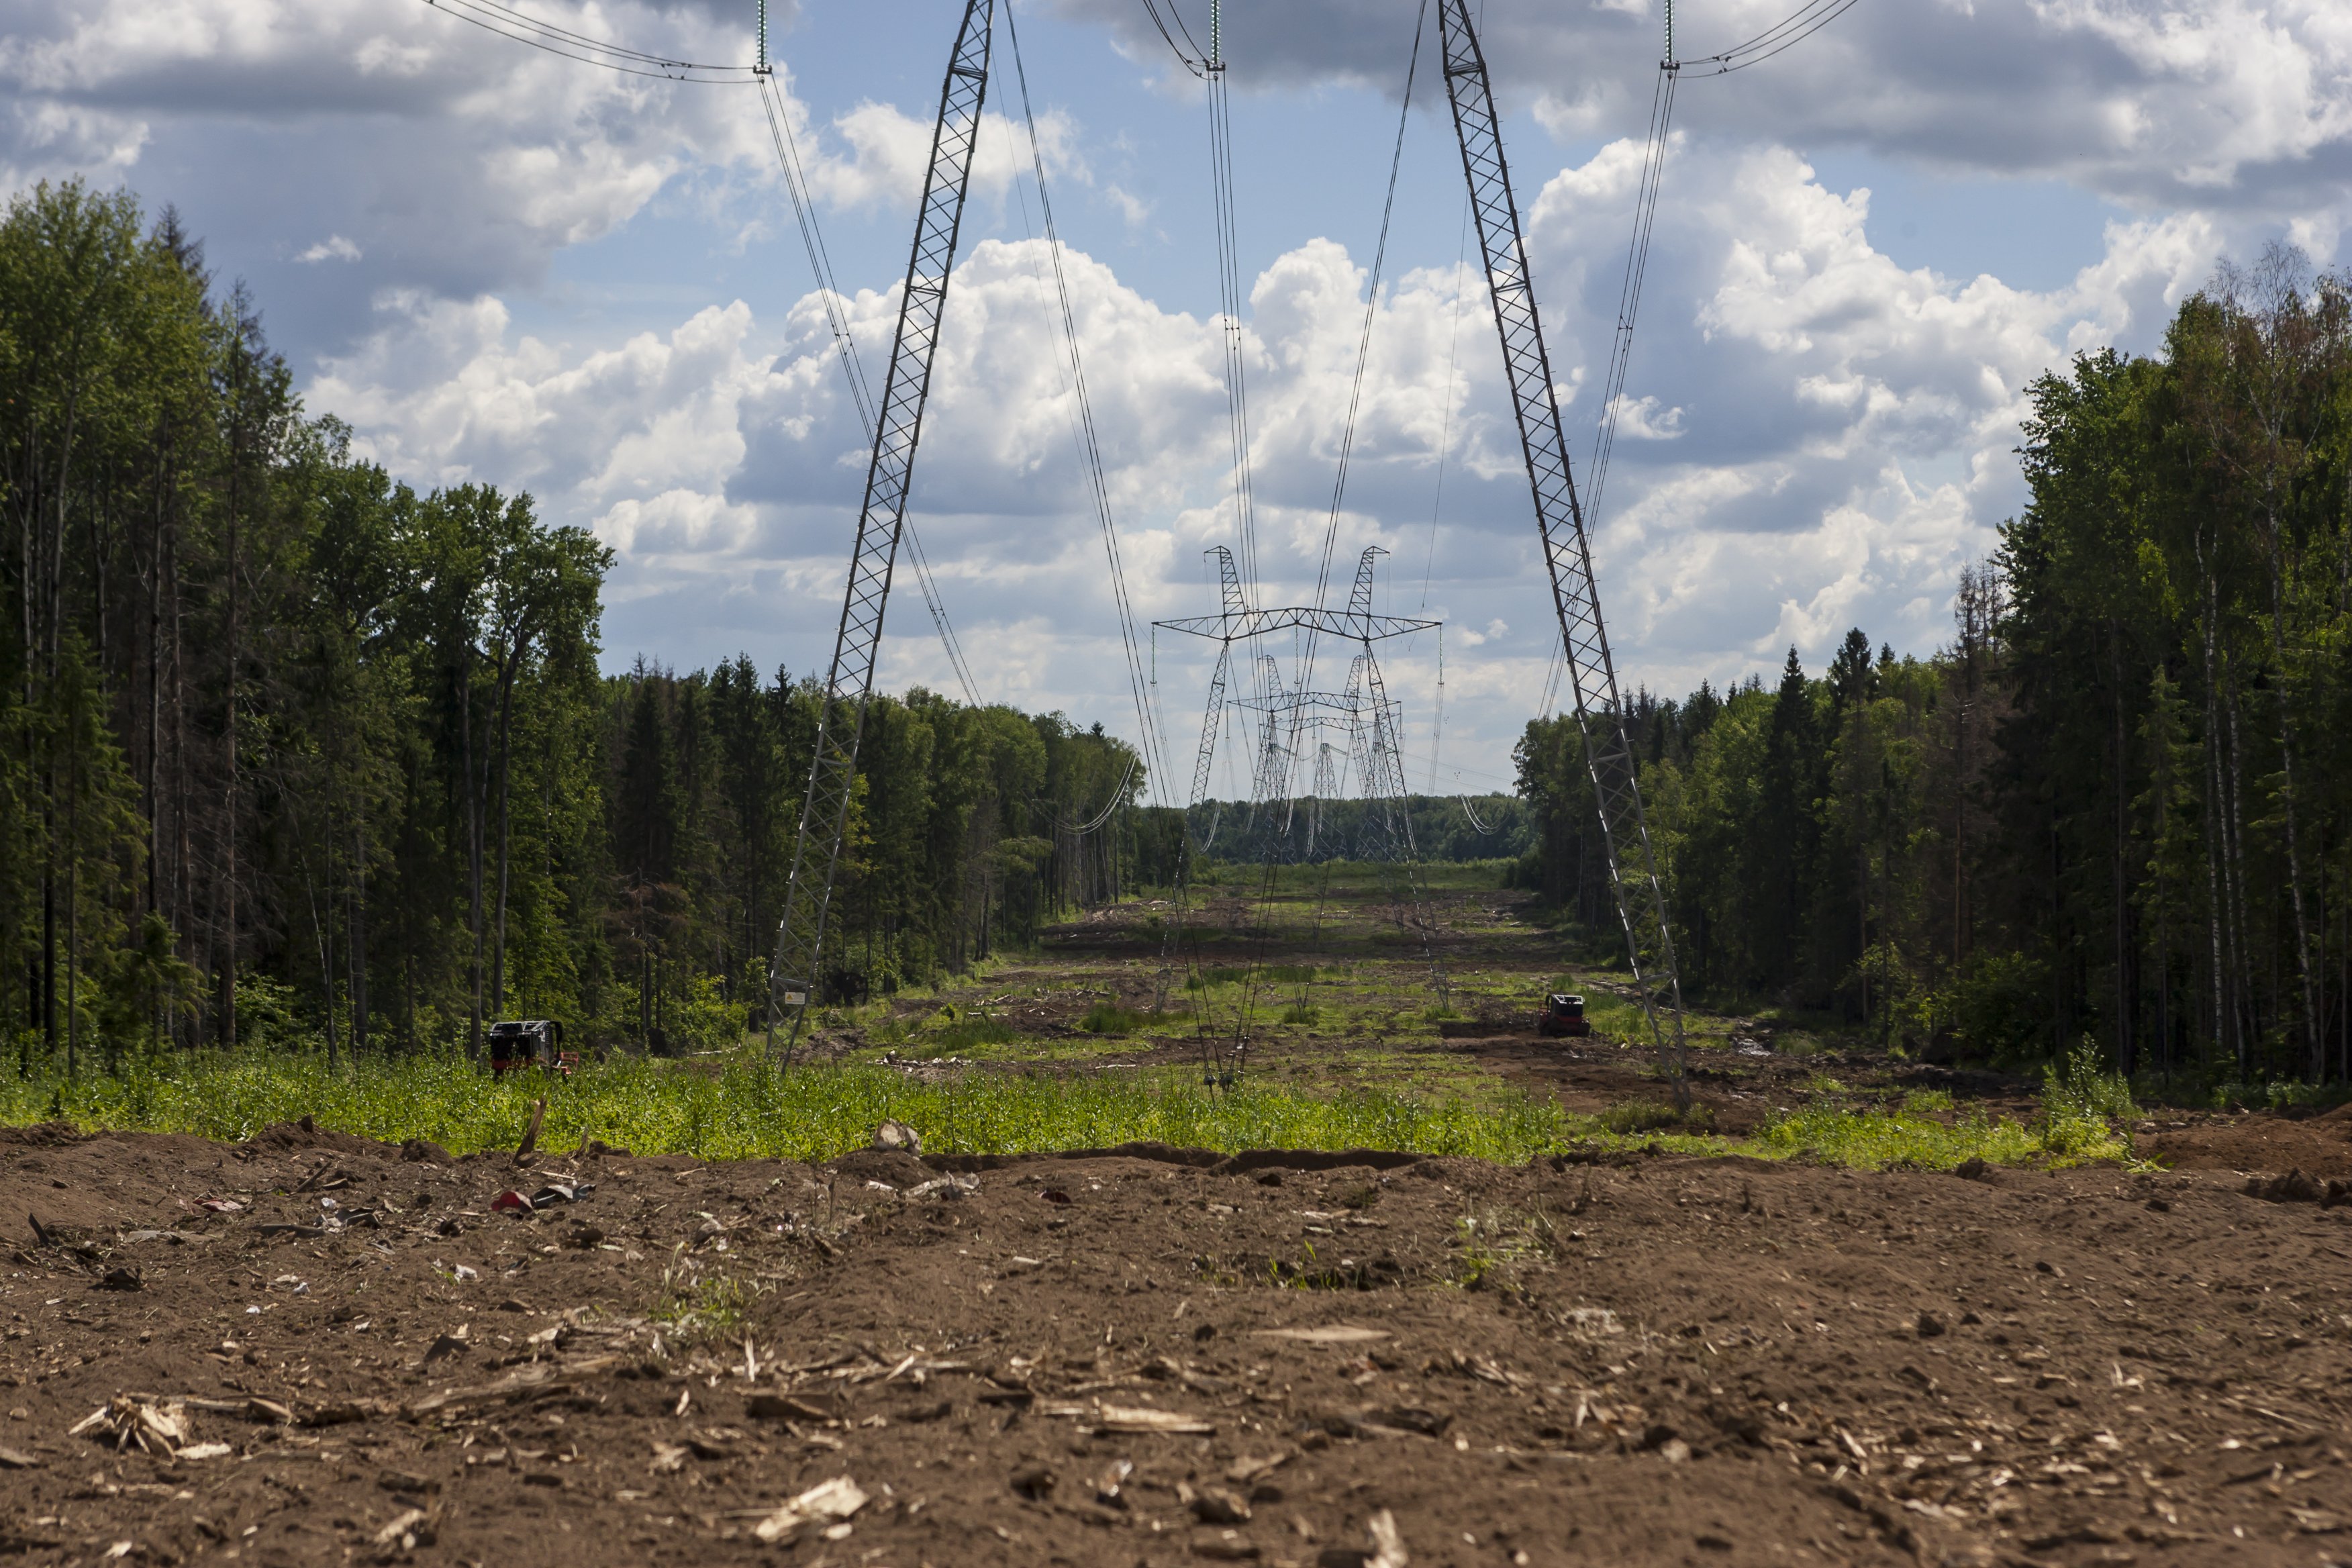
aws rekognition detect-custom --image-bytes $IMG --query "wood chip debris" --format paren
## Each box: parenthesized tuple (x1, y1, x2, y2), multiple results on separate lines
(405, 1355, 621, 1416)
(1253, 1326, 1389, 1344)
(372, 1508, 427, 1548)
(1366, 1508, 1410, 1568)
(69, 1398, 193, 1457)
(752, 1475, 868, 1543)
(1037, 1398, 1215, 1435)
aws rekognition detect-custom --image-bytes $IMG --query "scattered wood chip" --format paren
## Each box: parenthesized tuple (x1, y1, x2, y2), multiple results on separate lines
(748, 1393, 842, 1424)
(1254, 1326, 1389, 1344)
(405, 1355, 620, 1416)
(752, 1475, 868, 1544)
(69, 1398, 192, 1457)
(372, 1508, 426, 1548)
(1093, 1404, 1216, 1436)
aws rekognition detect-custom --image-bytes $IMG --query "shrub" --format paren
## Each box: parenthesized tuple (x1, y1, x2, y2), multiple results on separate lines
(2040, 1037, 2136, 1161)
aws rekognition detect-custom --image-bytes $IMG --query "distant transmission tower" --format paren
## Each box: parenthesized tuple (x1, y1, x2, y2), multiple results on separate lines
(1156, 546, 1447, 1082)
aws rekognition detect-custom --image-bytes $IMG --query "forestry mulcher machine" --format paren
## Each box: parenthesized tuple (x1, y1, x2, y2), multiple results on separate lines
(487, 1019, 577, 1077)
(1536, 993, 1591, 1038)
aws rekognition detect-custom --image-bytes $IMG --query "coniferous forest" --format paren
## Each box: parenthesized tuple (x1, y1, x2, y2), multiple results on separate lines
(1520, 248, 2352, 1085)
(10, 177, 2352, 1090)
(0, 181, 1167, 1070)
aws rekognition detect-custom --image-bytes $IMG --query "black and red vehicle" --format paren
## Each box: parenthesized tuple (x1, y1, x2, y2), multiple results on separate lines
(488, 1019, 576, 1077)
(1535, 993, 1589, 1038)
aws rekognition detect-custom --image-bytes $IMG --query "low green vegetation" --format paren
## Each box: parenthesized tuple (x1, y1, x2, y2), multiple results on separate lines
(0, 1042, 2144, 1174)
(652, 1247, 768, 1342)
(2038, 1040, 2138, 1163)
(0, 1050, 1583, 1165)
(897, 1015, 1016, 1057)
(1754, 1104, 2045, 1170)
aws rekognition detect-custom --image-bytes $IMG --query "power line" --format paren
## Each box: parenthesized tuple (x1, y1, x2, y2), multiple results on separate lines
(1293, 0, 1429, 743)
(1204, 9, 1261, 614)
(1417, 200, 1472, 622)
(754, 72, 980, 707)
(420, 0, 985, 706)
(1138, 0, 1207, 75)
(420, 0, 760, 81)
(1579, 62, 1678, 540)
(1003, 0, 1176, 802)
(1683, 0, 1867, 75)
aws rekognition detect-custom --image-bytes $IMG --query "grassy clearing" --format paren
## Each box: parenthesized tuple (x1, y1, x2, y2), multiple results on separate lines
(0, 1030, 2138, 1173)
(1078, 1003, 1160, 1036)
(0, 1050, 1584, 1165)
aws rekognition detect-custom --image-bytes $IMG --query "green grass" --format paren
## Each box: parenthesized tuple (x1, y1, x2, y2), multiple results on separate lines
(0, 1048, 1584, 1164)
(1078, 1002, 1158, 1036)
(0, 1034, 2138, 1173)
(652, 1248, 769, 1342)
(1755, 1104, 2068, 1170)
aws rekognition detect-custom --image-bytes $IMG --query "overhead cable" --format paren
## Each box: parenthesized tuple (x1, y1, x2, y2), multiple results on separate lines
(1139, 0, 1208, 75)
(1042, 753, 1142, 836)
(425, 0, 985, 705)
(421, 0, 759, 81)
(1293, 0, 1428, 726)
(1683, 0, 1866, 74)
(1579, 62, 1677, 540)
(1003, 0, 1176, 801)
(1418, 198, 1472, 622)
(1205, 30, 1261, 608)
(1458, 790, 1495, 834)
(754, 72, 981, 705)
(756, 75, 877, 434)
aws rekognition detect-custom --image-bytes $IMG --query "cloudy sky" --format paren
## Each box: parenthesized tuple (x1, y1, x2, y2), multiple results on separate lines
(5, 0, 2343, 801)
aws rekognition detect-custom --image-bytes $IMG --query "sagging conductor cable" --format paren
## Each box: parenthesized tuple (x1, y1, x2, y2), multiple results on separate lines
(421, 0, 759, 80)
(1003, 0, 1175, 800)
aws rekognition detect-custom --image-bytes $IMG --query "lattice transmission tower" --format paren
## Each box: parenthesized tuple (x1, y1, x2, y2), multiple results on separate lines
(767, 0, 995, 1061)
(1436, 0, 1690, 1099)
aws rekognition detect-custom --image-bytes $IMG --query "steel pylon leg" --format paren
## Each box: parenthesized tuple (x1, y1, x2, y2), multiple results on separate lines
(1436, 0, 1689, 1101)
(768, 0, 997, 1067)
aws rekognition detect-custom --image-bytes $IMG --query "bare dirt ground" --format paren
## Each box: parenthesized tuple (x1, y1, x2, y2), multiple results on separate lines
(6, 1121, 2352, 1568)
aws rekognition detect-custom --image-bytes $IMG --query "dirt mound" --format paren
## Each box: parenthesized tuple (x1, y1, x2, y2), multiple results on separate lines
(3, 1131, 2345, 1567)
(242, 1116, 403, 1158)
(0, 1120, 86, 1149)
(2138, 1110, 2352, 1177)
(826, 1147, 932, 1187)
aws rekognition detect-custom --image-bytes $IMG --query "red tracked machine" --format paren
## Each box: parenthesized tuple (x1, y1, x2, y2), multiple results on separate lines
(1535, 993, 1590, 1038)
(487, 1020, 576, 1077)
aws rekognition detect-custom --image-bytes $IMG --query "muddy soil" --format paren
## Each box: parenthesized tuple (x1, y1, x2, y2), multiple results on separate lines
(5, 1124, 2351, 1568)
